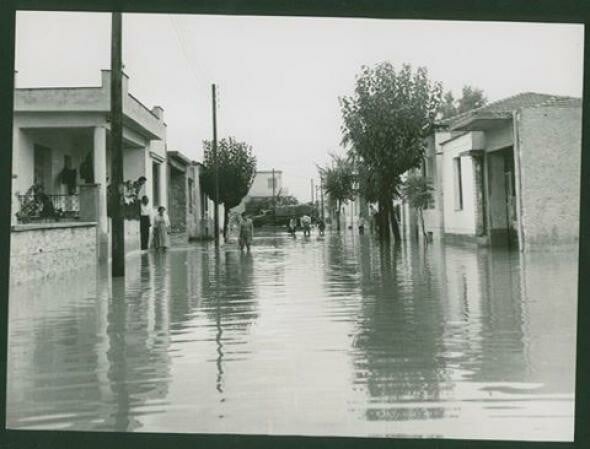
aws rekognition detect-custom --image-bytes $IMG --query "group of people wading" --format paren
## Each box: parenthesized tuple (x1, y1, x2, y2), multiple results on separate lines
(288, 215, 325, 237)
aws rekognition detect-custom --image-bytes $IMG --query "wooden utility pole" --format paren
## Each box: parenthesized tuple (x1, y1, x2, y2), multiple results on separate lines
(272, 168, 276, 225)
(212, 84, 219, 247)
(110, 12, 125, 277)
(320, 176, 325, 220)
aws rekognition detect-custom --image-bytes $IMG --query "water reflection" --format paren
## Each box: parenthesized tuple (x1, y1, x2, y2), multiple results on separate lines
(351, 240, 451, 424)
(6, 232, 577, 440)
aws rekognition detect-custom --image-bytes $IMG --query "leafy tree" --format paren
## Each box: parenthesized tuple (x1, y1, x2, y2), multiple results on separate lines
(439, 91, 458, 119)
(439, 85, 487, 119)
(201, 137, 257, 240)
(318, 155, 355, 231)
(458, 85, 487, 113)
(341, 62, 442, 242)
(403, 175, 434, 242)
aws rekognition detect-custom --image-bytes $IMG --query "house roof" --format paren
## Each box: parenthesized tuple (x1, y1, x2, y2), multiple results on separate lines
(167, 150, 192, 166)
(442, 92, 581, 131)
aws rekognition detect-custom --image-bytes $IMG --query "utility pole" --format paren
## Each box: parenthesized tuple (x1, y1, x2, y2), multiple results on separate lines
(212, 84, 219, 247)
(272, 168, 276, 226)
(110, 12, 125, 277)
(320, 176, 325, 220)
(315, 185, 320, 216)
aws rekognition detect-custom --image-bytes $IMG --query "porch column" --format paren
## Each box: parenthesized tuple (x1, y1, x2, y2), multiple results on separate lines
(472, 154, 486, 237)
(94, 126, 109, 262)
(11, 127, 20, 226)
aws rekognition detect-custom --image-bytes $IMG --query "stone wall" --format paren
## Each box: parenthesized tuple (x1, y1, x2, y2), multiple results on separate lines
(516, 105, 582, 249)
(168, 168, 187, 233)
(10, 222, 96, 284)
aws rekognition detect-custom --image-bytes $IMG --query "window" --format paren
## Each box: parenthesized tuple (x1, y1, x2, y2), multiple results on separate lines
(453, 157, 463, 210)
(267, 176, 275, 190)
(152, 161, 160, 206)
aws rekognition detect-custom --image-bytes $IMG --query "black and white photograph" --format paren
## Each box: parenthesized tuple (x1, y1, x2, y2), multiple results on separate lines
(4, 7, 584, 443)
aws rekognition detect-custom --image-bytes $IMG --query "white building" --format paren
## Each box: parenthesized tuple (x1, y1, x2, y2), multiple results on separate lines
(232, 170, 284, 214)
(402, 92, 582, 251)
(11, 70, 168, 282)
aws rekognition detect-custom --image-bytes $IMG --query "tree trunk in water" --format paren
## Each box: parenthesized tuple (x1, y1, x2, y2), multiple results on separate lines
(378, 198, 391, 242)
(336, 201, 341, 231)
(389, 203, 401, 243)
(419, 208, 428, 244)
(223, 207, 230, 242)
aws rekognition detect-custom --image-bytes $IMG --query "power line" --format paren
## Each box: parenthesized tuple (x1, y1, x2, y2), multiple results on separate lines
(168, 15, 199, 84)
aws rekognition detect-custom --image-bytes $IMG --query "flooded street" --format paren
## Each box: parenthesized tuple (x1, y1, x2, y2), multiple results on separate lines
(6, 230, 578, 440)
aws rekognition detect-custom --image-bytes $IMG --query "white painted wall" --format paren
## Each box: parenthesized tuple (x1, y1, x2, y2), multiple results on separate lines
(441, 132, 481, 235)
(249, 171, 283, 197)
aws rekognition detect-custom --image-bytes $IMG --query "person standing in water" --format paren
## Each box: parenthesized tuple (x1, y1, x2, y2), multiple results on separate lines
(301, 214, 312, 237)
(152, 206, 171, 250)
(239, 212, 254, 252)
(288, 217, 297, 236)
(139, 195, 152, 250)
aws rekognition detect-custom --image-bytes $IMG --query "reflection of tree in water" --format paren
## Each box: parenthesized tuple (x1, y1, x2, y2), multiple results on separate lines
(201, 249, 259, 332)
(167, 249, 202, 332)
(351, 240, 451, 422)
(102, 252, 174, 431)
(200, 248, 259, 395)
(323, 233, 362, 294)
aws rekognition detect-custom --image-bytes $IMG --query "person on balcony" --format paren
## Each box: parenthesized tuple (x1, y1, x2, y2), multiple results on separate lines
(33, 185, 55, 219)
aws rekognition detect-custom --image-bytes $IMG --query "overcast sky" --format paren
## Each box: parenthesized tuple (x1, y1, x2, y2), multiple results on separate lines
(15, 11, 584, 201)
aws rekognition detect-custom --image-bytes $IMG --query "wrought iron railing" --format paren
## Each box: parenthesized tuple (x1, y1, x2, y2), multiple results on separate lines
(15, 194, 80, 223)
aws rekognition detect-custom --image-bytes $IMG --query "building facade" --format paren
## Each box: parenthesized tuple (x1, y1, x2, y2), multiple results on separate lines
(404, 92, 582, 251)
(11, 70, 168, 282)
(232, 170, 284, 215)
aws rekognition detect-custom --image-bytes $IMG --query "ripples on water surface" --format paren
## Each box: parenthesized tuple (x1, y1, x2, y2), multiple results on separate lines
(6, 230, 578, 440)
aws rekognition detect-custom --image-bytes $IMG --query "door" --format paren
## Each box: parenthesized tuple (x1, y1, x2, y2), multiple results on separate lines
(504, 152, 518, 247)
(33, 144, 52, 192)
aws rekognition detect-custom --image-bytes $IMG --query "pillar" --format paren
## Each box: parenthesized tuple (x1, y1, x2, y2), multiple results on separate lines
(94, 126, 109, 262)
(472, 155, 486, 237)
(11, 127, 20, 226)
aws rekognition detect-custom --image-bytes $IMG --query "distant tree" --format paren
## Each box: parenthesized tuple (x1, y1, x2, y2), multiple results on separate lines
(439, 91, 458, 119)
(341, 62, 442, 243)
(273, 188, 299, 207)
(318, 155, 355, 231)
(403, 175, 434, 242)
(201, 137, 257, 240)
(457, 85, 487, 113)
(439, 85, 488, 119)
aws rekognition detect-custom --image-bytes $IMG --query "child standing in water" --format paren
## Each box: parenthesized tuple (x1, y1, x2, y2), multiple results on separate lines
(239, 212, 254, 252)
(152, 206, 171, 250)
(288, 217, 297, 236)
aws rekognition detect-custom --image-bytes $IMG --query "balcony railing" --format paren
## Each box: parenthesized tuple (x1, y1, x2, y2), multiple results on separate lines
(15, 193, 80, 223)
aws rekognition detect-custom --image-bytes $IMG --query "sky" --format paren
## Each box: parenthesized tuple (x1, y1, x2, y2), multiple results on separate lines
(14, 12, 584, 201)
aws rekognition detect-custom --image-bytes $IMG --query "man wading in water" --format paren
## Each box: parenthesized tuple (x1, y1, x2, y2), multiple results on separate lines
(239, 212, 254, 252)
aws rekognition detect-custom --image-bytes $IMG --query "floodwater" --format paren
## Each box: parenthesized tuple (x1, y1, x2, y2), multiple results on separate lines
(6, 230, 578, 440)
